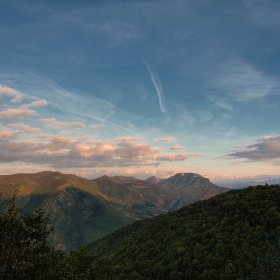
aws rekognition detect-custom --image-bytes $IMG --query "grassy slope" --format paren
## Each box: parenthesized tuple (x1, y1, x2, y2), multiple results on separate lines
(88, 185, 280, 280)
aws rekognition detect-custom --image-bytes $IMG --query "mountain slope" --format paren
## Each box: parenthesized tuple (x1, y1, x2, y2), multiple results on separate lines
(145, 176, 164, 184)
(88, 185, 280, 280)
(157, 172, 216, 189)
(0, 171, 228, 251)
(0, 171, 135, 251)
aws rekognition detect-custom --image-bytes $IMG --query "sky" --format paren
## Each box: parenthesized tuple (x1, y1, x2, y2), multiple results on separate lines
(0, 0, 280, 183)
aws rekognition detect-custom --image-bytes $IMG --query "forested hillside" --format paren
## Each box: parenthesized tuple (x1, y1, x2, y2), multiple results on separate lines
(88, 185, 280, 280)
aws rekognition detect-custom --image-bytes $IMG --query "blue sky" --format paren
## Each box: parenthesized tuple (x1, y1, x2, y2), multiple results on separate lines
(0, 0, 280, 182)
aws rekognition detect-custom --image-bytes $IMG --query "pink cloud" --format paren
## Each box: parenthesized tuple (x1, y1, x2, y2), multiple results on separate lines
(20, 100, 47, 109)
(7, 124, 40, 133)
(0, 130, 22, 139)
(115, 142, 161, 158)
(0, 85, 22, 103)
(154, 137, 175, 143)
(114, 137, 143, 142)
(170, 144, 185, 150)
(0, 85, 16, 96)
(72, 140, 115, 157)
(0, 109, 36, 119)
(0, 130, 202, 170)
(37, 118, 85, 129)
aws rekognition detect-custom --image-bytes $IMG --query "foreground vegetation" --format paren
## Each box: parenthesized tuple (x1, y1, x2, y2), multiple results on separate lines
(0, 193, 112, 279)
(2, 185, 280, 279)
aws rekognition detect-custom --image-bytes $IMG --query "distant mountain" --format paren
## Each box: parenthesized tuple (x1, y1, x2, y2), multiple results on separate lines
(157, 172, 216, 189)
(216, 178, 280, 189)
(0, 171, 228, 251)
(87, 184, 280, 280)
(145, 176, 164, 184)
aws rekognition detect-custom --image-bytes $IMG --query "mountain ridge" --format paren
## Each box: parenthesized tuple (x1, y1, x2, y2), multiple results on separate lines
(0, 171, 228, 250)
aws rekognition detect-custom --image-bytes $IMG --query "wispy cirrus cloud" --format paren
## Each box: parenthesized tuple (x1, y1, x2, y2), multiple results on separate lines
(212, 58, 280, 101)
(243, 0, 280, 28)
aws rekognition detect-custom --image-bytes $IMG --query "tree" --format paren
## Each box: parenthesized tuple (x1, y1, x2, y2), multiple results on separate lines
(0, 193, 62, 279)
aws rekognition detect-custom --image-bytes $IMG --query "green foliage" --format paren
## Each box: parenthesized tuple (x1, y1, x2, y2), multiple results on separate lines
(0, 193, 115, 280)
(0, 192, 62, 279)
(88, 185, 280, 280)
(250, 241, 280, 280)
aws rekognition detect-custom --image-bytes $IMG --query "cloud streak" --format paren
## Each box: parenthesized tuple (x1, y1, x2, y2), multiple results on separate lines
(212, 59, 280, 101)
(143, 59, 166, 113)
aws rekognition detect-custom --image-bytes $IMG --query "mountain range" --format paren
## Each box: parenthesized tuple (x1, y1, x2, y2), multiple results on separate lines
(0, 171, 228, 250)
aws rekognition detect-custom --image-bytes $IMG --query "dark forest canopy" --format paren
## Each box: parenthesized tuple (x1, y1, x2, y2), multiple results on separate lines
(88, 185, 280, 280)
